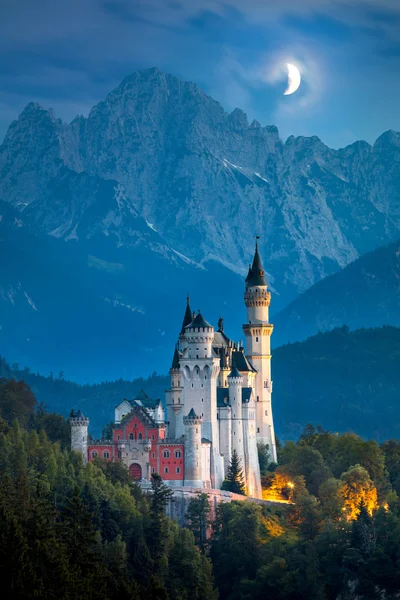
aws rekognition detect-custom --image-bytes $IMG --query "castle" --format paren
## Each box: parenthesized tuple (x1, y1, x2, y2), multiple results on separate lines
(70, 243, 277, 498)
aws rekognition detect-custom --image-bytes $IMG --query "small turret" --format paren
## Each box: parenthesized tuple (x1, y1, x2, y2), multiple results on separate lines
(69, 409, 89, 464)
(183, 409, 203, 488)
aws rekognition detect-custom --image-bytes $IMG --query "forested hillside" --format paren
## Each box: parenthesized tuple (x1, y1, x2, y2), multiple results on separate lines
(3, 378, 400, 598)
(3, 325, 400, 441)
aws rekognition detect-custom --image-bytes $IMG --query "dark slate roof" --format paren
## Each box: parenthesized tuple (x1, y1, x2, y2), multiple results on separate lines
(242, 388, 252, 403)
(187, 408, 199, 418)
(220, 347, 229, 369)
(217, 387, 253, 406)
(201, 438, 212, 444)
(180, 296, 193, 334)
(217, 387, 230, 407)
(76, 409, 85, 419)
(232, 350, 257, 373)
(186, 311, 213, 329)
(245, 242, 267, 287)
(134, 389, 158, 409)
(171, 346, 180, 370)
(228, 366, 242, 379)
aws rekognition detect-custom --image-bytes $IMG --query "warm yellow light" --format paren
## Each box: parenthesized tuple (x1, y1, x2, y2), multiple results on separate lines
(287, 482, 294, 488)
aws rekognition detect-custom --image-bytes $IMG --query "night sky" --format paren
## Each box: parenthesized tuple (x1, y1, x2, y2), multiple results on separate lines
(2, 0, 400, 147)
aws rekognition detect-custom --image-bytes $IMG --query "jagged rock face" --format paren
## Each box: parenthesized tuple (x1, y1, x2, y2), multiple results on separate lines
(1, 68, 400, 310)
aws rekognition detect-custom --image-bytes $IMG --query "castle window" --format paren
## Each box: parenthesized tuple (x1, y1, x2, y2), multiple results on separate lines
(201, 398, 204, 402)
(152, 434, 155, 440)
(196, 428, 198, 434)
(164, 467, 169, 474)
(152, 452, 155, 458)
(117, 434, 120, 440)
(178, 381, 180, 387)
(192, 383, 194, 388)
(163, 450, 170, 458)
(103, 451, 110, 459)
(202, 413, 204, 417)
(204, 354, 207, 358)
(138, 433, 142, 440)
(205, 376, 207, 380)
(92, 451, 98, 458)
(265, 410, 268, 416)
(175, 450, 181, 458)
(257, 396, 259, 402)
(178, 398, 180, 404)
(257, 427, 260, 433)
(196, 355, 199, 359)
(152, 467, 155, 473)
(129, 433, 134, 440)
(176, 467, 180, 474)
(256, 336, 259, 342)
(172, 399, 174, 404)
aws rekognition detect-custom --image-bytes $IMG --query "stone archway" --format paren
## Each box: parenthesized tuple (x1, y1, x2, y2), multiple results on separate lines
(129, 463, 142, 480)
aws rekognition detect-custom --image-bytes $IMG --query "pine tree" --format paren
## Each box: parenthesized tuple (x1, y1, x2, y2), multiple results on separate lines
(222, 450, 246, 495)
(185, 492, 211, 550)
(148, 474, 174, 566)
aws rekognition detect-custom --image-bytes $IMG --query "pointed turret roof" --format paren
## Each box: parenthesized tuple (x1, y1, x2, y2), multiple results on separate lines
(171, 346, 180, 370)
(187, 408, 198, 418)
(186, 310, 213, 329)
(180, 295, 193, 334)
(245, 240, 267, 287)
(228, 366, 242, 379)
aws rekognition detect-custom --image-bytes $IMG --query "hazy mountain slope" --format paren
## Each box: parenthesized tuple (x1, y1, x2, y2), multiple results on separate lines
(4, 326, 400, 442)
(273, 239, 400, 346)
(0, 201, 244, 382)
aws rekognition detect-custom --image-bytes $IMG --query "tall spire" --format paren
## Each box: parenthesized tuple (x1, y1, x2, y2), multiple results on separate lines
(180, 294, 193, 334)
(245, 237, 267, 287)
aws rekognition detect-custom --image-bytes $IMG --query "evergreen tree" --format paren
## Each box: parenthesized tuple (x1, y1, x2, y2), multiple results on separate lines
(148, 474, 174, 566)
(185, 492, 211, 551)
(222, 450, 246, 495)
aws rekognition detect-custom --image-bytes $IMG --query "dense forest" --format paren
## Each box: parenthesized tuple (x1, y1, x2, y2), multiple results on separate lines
(2, 325, 400, 440)
(2, 377, 400, 598)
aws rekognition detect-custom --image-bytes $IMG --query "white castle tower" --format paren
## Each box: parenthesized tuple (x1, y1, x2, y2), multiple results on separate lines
(183, 408, 203, 487)
(180, 310, 224, 488)
(243, 241, 277, 463)
(69, 410, 89, 464)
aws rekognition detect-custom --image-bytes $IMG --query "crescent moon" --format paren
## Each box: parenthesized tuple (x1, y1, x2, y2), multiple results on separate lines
(284, 63, 301, 96)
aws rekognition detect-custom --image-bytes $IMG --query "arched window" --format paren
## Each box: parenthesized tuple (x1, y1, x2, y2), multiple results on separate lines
(92, 451, 98, 458)
(175, 450, 181, 458)
(164, 467, 169, 474)
(138, 433, 142, 440)
(176, 467, 180, 474)
(103, 451, 110, 459)
(163, 450, 170, 459)
(129, 433, 134, 440)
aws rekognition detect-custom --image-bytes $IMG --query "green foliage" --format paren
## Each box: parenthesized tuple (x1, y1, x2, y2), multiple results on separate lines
(185, 492, 211, 551)
(222, 450, 246, 495)
(257, 442, 270, 476)
(0, 384, 217, 599)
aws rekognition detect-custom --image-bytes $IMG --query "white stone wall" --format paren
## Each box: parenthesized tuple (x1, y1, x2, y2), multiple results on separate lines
(229, 375, 246, 486)
(183, 415, 203, 487)
(201, 442, 211, 487)
(218, 405, 232, 473)
(115, 400, 133, 424)
(180, 349, 224, 488)
(242, 400, 262, 498)
(70, 417, 89, 464)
